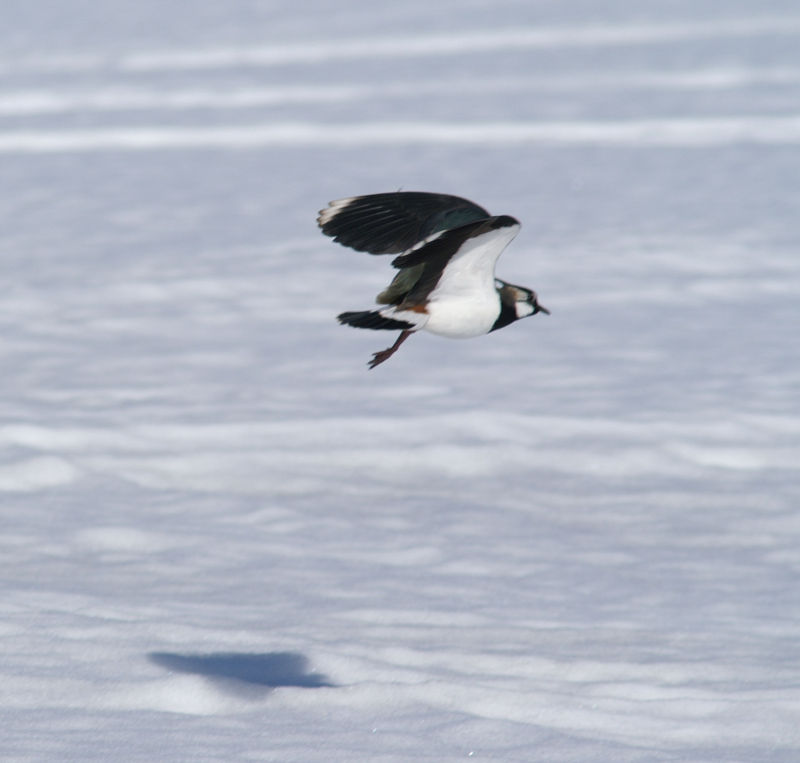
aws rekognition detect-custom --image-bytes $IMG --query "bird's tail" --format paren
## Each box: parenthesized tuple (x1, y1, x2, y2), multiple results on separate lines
(337, 310, 415, 331)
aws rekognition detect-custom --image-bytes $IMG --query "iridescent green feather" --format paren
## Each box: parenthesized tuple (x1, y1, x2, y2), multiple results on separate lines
(376, 264, 425, 304)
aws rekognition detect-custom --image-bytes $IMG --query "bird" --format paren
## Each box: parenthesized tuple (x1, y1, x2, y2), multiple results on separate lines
(317, 191, 549, 368)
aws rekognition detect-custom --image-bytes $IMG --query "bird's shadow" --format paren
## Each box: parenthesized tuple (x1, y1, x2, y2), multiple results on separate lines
(148, 651, 334, 697)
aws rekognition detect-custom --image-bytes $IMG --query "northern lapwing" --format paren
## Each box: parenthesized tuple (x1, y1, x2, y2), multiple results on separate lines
(318, 191, 549, 368)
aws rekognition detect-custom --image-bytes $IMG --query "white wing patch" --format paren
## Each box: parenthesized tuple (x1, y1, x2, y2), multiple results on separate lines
(424, 222, 520, 338)
(432, 222, 519, 297)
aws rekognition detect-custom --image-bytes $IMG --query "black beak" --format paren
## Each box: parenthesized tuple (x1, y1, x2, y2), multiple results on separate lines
(534, 302, 550, 315)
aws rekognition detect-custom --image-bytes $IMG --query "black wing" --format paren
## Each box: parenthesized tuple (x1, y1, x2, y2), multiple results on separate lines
(317, 191, 491, 254)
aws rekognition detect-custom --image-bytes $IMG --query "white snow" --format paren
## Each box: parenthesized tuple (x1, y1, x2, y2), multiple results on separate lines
(8, 16, 799, 74)
(6, 116, 800, 154)
(1, 1, 799, 761)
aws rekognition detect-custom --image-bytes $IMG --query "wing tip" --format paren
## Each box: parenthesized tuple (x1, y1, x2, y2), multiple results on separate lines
(490, 214, 520, 230)
(317, 196, 357, 229)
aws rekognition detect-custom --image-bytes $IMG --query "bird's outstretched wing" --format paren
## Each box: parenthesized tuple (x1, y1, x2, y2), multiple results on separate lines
(392, 215, 520, 305)
(317, 191, 491, 254)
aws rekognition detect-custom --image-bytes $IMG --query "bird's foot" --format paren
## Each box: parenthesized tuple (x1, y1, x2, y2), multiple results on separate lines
(367, 330, 412, 369)
(368, 348, 395, 369)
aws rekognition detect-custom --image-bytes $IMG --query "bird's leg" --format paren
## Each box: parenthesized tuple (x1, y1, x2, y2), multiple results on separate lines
(368, 330, 412, 369)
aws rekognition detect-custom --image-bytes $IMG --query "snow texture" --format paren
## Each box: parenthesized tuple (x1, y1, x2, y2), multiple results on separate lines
(1, 1, 799, 760)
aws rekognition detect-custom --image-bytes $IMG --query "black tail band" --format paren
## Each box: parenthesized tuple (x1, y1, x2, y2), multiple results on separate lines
(338, 310, 415, 331)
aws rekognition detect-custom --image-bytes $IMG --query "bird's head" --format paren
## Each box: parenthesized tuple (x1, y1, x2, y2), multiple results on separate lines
(496, 280, 550, 320)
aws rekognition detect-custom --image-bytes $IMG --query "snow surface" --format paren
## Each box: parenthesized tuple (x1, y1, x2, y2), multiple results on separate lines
(2, 1, 800, 760)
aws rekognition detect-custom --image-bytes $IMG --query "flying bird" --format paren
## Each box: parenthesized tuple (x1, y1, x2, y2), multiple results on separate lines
(318, 191, 549, 368)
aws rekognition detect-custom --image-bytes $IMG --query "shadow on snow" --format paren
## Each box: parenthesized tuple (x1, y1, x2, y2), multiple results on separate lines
(148, 651, 334, 696)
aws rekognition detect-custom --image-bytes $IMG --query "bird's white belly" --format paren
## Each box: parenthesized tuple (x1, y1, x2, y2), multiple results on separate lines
(423, 292, 500, 338)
